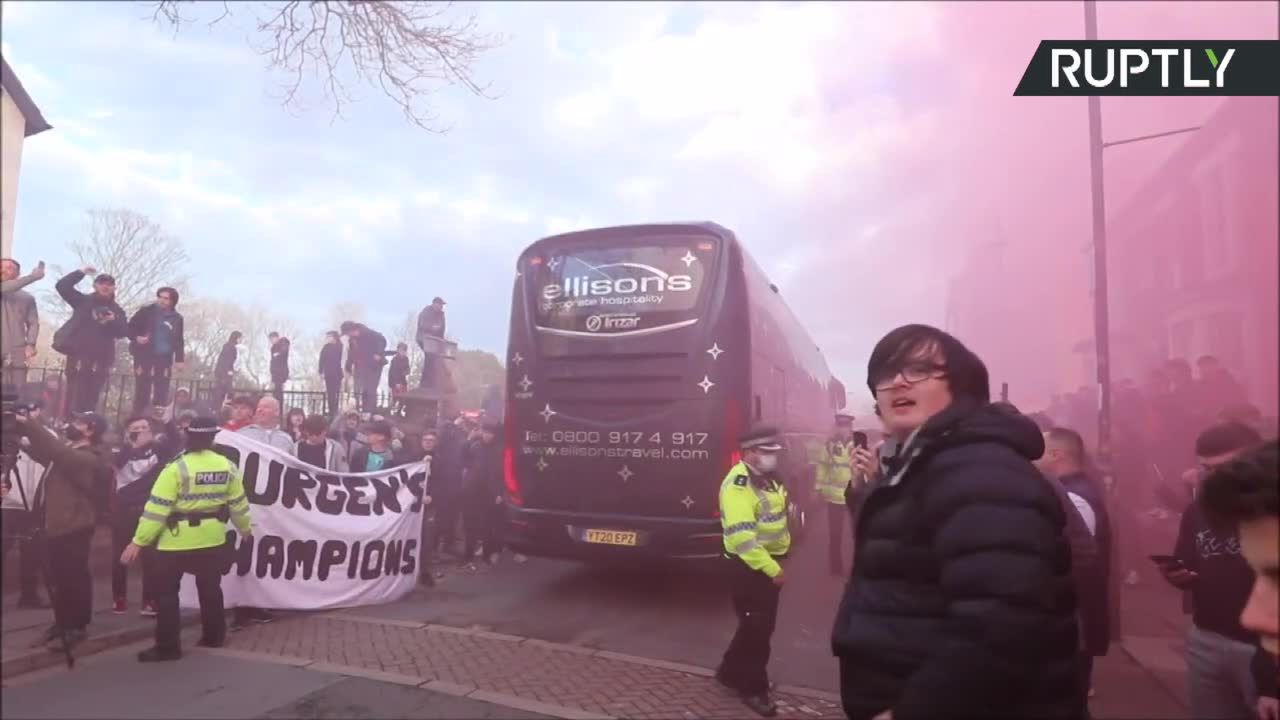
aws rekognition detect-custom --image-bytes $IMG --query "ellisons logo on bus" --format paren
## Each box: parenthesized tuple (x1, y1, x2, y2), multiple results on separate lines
(541, 264, 694, 301)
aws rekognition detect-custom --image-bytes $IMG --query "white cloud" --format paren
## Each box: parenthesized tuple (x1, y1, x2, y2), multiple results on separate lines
(546, 2, 943, 194)
(551, 90, 612, 131)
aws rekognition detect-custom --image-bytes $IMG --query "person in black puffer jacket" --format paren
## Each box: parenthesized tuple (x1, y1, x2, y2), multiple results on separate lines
(834, 324, 1082, 720)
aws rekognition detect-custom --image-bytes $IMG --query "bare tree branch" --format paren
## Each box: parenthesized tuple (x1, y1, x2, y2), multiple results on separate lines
(147, 0, 502, 131)
(40, 209, 192, 327)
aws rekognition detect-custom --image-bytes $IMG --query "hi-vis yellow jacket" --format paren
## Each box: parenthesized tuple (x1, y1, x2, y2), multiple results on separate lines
(133, 450, 252, 552)
(719, 462, 790, 578)
(814, 439, 854, 505)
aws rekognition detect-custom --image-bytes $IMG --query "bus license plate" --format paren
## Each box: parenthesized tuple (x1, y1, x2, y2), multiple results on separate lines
(583, 529, 637, 546)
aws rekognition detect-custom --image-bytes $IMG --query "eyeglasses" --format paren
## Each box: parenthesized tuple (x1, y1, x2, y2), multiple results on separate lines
(872, 362, 947, 391)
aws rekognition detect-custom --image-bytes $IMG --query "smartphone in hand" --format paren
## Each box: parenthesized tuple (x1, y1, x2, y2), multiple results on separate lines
(1150, 554, 1186, 570)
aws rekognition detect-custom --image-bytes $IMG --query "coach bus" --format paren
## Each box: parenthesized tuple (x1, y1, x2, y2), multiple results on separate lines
(502, 222, 846, 563)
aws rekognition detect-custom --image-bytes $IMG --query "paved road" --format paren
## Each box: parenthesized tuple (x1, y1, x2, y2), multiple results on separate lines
(360, 507, 851, 693)
(2, 641, 548, 720)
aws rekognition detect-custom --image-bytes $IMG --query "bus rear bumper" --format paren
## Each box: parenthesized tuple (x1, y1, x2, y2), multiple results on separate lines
(504, 506, 725, 562)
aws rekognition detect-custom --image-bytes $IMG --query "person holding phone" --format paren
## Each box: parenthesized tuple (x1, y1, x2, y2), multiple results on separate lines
(51, 268, 128, 417)
(1159, 421, 1272, 720)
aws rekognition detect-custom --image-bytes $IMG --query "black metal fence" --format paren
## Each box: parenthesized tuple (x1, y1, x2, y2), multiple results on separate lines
(14, 365, 394, 430)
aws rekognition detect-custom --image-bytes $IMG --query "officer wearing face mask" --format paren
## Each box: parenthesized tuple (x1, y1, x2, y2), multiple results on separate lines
(716, 426, 791, 718)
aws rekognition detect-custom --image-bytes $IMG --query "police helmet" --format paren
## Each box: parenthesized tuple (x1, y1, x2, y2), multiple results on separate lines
(739, 426, 783, 452)
(186, 416, 221, 435)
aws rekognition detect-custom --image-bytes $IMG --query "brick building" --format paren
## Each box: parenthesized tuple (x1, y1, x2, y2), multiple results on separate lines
(1105, 97, 1279, 414)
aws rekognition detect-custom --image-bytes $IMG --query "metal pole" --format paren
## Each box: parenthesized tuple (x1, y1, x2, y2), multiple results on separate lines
(1084, 0, 1112, 479)
(1085, 0, 1121, 639)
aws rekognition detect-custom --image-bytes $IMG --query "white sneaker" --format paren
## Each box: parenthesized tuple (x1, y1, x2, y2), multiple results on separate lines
(513, 553, 528, 564)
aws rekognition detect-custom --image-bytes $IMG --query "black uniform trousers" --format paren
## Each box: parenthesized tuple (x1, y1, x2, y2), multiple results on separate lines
(719, 554, 782, 696)
(152, 544, 228, 652)
(47, 527, 94, 631)
(133, 356, 174, 412)
(826, 502, 846, 574)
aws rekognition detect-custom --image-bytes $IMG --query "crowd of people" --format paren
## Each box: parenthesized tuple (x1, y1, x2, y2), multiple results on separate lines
(720, 323, 1277, 719)
(4, 253, 1278, 720)
(0, 387, 525, 644)
(0, 257, 452, 423)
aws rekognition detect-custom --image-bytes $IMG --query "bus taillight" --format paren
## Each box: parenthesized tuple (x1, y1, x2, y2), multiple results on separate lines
(503, 447, 523, 506)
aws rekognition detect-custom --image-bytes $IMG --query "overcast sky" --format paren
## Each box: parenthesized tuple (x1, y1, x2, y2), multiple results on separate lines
(4, 1, 1276, 412)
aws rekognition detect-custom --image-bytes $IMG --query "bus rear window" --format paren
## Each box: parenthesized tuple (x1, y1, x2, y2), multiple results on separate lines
(531, 237, 716, 336)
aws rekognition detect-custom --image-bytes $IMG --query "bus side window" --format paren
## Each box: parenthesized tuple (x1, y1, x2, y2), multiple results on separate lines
(754, 395, 762, 421)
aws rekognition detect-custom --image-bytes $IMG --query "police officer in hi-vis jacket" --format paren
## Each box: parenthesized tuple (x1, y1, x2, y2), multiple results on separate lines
(121, 416, 252, 662)
(716, 426, 791, 717)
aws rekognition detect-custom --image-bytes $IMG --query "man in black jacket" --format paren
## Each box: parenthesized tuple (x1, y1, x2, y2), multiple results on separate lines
(212, 331, 241, 410)
(53, 268, 128, 418)
(388, 342, 411, 417)
(318, 331, 344, 419)
(835, 324, 1081, 720)
(268, 332, 290, 409)
(1038, 426, 1111, 705)
(128, 287, 185, 413)
(340, 322, 387, 413)
(462, 420, 504, 566)
(1159, 422, 1273, 720)
(431, 418, 469, 560)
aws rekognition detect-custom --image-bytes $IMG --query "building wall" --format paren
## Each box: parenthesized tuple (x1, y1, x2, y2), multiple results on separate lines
(0, 85, 28, 259)
(1108, 97, 1279, 415)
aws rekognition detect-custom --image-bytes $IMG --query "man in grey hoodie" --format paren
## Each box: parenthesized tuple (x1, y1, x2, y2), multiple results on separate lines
(0, 258, 43, 390)
(293, 415, 349, 472)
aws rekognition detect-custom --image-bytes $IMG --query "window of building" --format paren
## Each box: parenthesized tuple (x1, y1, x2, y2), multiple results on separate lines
(1193, 132, 1243, 280)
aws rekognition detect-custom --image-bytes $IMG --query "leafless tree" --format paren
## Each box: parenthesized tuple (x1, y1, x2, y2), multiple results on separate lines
(147, 0, 501, 131)
(43, 209, 191, 325)
(327, 301, 367, 331)
(395, 309, 423, 373)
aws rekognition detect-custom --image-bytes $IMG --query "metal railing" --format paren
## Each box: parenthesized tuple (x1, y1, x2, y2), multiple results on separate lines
(12, 365, 395, 429)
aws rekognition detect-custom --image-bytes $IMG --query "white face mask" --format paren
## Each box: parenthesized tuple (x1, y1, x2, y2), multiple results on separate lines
(755, 454, 779, 473)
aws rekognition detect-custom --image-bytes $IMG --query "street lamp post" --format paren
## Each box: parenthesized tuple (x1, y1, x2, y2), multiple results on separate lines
(1084, 0, 1205, 469)
(1083, 0, 1114, 486)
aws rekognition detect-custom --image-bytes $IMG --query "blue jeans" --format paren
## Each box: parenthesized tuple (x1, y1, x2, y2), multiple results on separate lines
(1186, 625, 1258, 719)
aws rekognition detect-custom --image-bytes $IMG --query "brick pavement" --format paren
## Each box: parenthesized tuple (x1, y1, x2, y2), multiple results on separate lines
(226, 613, 843, 719)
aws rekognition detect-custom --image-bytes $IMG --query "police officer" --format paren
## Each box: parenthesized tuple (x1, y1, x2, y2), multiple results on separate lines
(120, 416, 252, 662)
(716, 426, 790, 718)
(814, 412, 855, 576)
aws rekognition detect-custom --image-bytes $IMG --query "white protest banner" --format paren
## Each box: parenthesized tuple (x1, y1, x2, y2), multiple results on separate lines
(179, 431, 428, 611)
